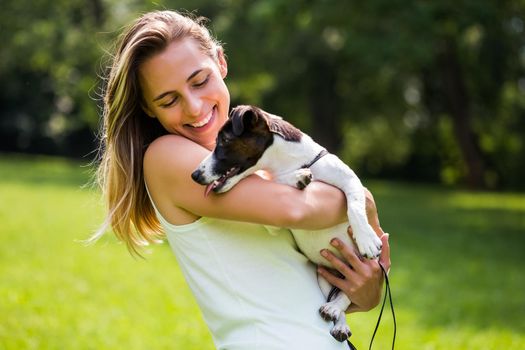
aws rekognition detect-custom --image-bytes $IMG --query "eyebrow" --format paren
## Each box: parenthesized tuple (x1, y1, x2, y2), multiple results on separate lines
(152, 69, 203, 102)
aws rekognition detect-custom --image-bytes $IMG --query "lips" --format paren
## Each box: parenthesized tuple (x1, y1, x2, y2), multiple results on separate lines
(204, 166, 241, 197)
(187, 108, 214, 128)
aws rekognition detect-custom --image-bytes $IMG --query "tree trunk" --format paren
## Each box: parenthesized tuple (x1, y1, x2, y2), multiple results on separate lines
(90, 0, 104, 25)
(308, 58, 342, 153)
(439, 38, 486, 188)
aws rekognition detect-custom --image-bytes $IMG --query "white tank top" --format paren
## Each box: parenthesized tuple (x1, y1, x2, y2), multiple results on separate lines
(152, 205, 348, 350)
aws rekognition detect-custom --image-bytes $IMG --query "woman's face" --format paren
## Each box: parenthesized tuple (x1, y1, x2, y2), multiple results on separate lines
(139, 38, 230, 150)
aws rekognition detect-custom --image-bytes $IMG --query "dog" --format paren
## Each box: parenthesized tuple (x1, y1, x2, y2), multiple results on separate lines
(191, 105, 382, 342)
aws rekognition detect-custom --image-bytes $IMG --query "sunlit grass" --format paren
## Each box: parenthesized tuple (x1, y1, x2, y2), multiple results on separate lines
(1, 154, 524, 349)
(0, 154, 214, 350)
(349, 181, 525, 349)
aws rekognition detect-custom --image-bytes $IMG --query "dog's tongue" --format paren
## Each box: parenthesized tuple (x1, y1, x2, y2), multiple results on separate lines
(204, 182, 217, 197)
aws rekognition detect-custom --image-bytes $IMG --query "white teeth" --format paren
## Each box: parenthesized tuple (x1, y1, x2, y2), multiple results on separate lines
(190, 110, 213, 128)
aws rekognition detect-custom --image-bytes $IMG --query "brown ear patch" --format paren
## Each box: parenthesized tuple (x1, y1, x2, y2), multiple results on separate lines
(267, 117, 302, 142)
(229, 105, 302, 142)
(230, 107, 246, 136)
(230, 105, 264, 135)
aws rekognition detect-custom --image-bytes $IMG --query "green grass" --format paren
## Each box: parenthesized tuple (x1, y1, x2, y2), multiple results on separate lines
(1, 154, 524, 349)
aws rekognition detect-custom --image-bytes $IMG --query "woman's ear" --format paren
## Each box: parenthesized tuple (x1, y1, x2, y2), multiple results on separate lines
(216, 47, 228, 79)
(143, 108, 156, 119)
(141, 102, 156, 119)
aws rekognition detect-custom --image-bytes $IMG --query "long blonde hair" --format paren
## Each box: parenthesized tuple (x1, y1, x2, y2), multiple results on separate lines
(91, 10, 222, 255)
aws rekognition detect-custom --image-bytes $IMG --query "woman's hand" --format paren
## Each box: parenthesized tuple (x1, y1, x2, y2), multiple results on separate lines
(317, 188, 391, 313)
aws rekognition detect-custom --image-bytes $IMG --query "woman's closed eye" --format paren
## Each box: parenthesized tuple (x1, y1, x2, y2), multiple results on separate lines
(160, 96, 179, 108)
(158, 75, 210, 108)
(193, 75, 210, 88)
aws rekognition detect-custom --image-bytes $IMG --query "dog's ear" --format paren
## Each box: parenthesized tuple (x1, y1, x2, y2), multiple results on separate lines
(268, 118, 286, 139)
(230, 105, 268, 135)
(230, 106, 245, 136)
(268, 115, 302, 142)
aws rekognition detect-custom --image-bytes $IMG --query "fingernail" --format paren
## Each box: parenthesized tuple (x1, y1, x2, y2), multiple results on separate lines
(320, 249, 328, 257)
(331, 238, 339, 247)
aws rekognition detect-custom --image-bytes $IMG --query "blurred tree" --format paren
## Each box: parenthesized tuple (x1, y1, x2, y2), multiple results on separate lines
(214, 0, 525, 189)
(1, 0, 524, 189)
(0, 0, 109, 157)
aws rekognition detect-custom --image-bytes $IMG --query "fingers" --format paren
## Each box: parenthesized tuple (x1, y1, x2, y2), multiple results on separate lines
(329, 236, 364, 271)
(317, 266, 347, 292)
(378, 233, 391, 272)
(320, 247, 355, 280)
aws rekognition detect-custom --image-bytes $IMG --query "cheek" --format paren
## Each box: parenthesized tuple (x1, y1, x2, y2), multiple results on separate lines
(157, 110, 184, 130)
(215, 80, 230, 112)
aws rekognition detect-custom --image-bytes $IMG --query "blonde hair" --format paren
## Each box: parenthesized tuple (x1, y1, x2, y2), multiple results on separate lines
(91, 10, 222, 255)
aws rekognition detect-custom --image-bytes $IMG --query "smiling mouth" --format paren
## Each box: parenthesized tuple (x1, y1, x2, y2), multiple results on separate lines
(204, 166, 241, 197)
(188, 108, 215, 128)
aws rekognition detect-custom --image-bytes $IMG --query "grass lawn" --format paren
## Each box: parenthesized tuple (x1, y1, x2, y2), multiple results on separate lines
(0, 154, 524, 349)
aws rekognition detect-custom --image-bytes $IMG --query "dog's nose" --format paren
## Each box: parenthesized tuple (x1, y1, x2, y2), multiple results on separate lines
(191, 169, 205, 184)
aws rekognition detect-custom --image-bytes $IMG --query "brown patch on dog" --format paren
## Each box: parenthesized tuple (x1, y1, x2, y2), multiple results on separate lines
(231, 105, 302, 142)
(267, 117, 302, 142)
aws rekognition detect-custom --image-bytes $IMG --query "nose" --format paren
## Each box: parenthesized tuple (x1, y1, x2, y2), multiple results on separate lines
(184, 92, 203, 117)
(191, 169, 205, 184)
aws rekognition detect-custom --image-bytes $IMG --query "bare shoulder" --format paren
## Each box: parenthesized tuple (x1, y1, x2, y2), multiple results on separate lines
(143, 135, 211, 224)
(145, 134, 206, 164)
(144, 135, 209, 180)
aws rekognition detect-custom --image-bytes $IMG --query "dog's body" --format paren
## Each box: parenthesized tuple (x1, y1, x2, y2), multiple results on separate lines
(192, 105, 382, 342)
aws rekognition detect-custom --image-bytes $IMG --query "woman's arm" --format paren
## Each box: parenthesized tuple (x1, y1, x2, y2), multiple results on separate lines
(143, 134, 347, 229)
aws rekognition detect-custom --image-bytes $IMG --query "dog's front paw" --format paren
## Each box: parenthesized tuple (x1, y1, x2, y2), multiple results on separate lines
(319, 302, 343, 322)
(331, 323, 352, 342)
(354, 225, 383, 259)
(294, 168, 313, 190)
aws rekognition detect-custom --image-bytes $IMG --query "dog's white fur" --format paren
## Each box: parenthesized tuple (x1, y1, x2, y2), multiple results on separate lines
(195, 113, 382, 341)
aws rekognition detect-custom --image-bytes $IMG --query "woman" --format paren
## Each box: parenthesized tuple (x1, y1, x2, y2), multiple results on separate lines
(94, 10, 391, 350)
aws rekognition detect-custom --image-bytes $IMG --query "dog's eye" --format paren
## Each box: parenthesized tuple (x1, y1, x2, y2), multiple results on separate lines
(215, 147, 227, 160)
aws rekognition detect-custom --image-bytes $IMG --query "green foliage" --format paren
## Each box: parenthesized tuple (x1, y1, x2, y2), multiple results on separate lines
(1, 155, 524, 349)
(1, 0, 104, 157)
(1, 0, 525, 188)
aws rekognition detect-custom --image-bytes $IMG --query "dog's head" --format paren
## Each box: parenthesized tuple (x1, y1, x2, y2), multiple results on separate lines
(192, 105, 296, 196)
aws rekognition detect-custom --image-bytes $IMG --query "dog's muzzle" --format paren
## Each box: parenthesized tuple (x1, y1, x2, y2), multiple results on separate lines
(191, 169, 207, 185)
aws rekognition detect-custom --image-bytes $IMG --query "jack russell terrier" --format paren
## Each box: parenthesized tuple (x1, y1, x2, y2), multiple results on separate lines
(192, 105, 383, 342)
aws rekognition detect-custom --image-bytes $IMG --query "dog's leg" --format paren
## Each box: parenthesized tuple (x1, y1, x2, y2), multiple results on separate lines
(323, 291, 352, 342)
(336, 173, 382, 259)
(317, 274, 352, 341)
(311, 155, 382, 258)
(319, 288, 351, 323)
(274, 168, 312, 189)
(317, 272, 335, 301)
(344, 181, 382, 258)
(331, 310, 352, 342)
(318, 273, 343, 321)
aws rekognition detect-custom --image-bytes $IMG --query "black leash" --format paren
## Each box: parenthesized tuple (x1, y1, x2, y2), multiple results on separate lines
(347, 337, 358, 350)
(333, 261, 396, 350)
(368, 261, 396, 350)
